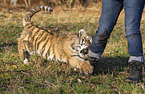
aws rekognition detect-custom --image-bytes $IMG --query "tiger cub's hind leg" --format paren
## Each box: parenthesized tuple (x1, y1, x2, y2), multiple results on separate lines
(17, 38, 31, 65)
(17, 38, 25, 60)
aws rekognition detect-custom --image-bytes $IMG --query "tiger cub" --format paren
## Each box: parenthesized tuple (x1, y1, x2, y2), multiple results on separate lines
(18, 6, 93, 74)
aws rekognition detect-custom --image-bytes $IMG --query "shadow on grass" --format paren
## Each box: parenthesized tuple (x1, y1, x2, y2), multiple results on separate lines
(0, 42, 17, 52)
(0, 42, 17, 48)
(93, 56, 129, 75)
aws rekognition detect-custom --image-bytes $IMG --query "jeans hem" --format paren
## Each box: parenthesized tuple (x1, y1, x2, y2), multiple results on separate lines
(128, 56, 144, 63)
(88, 49, 102, 59)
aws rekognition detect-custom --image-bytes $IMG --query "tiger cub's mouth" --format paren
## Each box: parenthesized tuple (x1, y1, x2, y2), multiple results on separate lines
(80, 48, 88, 55)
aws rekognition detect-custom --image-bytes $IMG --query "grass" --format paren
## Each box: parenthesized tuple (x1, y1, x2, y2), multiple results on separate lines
(0, 7, 145, 94)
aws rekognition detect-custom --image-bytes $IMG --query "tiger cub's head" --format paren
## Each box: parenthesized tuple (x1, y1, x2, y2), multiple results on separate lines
(77, 29, 92, 59)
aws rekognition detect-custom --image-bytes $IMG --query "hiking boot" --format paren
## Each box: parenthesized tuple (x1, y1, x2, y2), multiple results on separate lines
(125, 60, 143, 83)
(88, 49, 100, 66)
(88, 56, 99, 75)
(88, 56, 99, 67)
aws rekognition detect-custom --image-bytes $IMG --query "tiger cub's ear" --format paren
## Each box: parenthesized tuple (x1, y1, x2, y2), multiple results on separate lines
(79, 29, 86, 37)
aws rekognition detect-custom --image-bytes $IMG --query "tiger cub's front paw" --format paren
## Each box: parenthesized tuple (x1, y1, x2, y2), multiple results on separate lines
(80, 61, 93, 75)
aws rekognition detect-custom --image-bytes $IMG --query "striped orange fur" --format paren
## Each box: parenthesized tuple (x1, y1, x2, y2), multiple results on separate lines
(18, 6, 93, 74)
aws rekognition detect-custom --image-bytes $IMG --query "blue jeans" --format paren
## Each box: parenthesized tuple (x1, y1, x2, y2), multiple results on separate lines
(89, 0, 145, 62)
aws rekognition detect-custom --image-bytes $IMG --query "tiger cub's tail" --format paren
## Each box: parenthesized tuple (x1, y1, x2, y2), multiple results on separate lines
(23, 6, 53, 27)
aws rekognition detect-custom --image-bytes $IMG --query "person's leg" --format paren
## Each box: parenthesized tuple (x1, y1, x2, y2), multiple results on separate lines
(123, 0, 144, 82)
(89, 0, 123, 60)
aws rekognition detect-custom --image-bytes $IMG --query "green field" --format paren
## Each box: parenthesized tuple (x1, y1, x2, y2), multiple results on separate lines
(0, 7, 145, 93)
